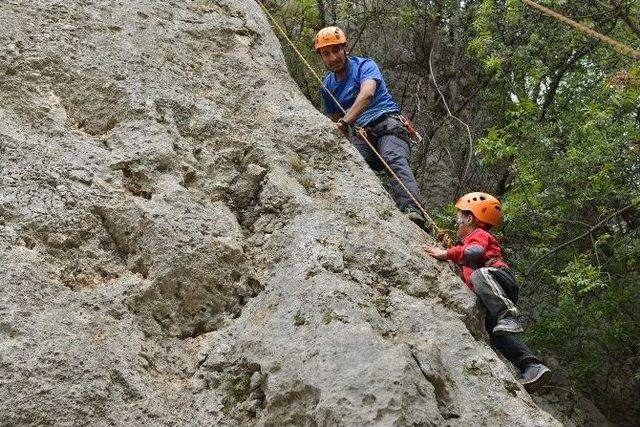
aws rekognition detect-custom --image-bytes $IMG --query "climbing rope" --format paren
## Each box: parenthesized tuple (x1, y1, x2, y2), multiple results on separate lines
(523, 0, 640, 61)
(255, 0, 451, 246)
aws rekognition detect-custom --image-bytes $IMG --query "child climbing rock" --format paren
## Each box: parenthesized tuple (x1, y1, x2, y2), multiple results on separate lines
(422, 192, 552, 392)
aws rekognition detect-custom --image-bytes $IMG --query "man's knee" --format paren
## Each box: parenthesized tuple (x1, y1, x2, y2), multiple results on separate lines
(351, 140, 382, 171)
(379, 136, 410, 164)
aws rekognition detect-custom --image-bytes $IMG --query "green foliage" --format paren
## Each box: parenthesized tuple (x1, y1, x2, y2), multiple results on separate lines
(528, 258, 640, 387)
(222, 372, 252, 413)
(432, 202, 458, 233)
(556, 255, 606, 297)
(294, 310, 307, 326)
(483, 54, 503, 75)
(470, 0, 640, 420)
(477, 128, 516, 161)
(397, 4, 418, 27)
(270, 0, 325, 107)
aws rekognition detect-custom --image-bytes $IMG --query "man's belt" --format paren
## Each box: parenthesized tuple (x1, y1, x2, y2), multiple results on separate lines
(364, 112, 397, 129)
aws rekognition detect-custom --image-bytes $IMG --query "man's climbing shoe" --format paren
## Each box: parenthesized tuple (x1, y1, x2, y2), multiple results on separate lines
(403, 207, 426, 229)
(492, 316, 524, 336)
(519, 363, 552, 393)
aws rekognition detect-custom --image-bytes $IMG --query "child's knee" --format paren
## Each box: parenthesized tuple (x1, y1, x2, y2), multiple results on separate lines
(470, 268, 489, 291)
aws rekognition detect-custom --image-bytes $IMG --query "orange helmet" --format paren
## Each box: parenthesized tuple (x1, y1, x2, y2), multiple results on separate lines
(455, 192, 503, 227)
(315, 26, 347, 50)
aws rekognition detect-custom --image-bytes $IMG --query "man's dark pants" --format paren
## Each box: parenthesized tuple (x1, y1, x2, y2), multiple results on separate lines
(348, 116, 421, 211)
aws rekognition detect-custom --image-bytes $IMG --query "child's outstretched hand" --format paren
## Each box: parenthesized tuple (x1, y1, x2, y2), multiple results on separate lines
(422, 244, 447, 260)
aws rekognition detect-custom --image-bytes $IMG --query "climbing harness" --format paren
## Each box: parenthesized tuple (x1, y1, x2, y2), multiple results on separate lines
(362, 114, 417, 146)
(255, 0, 449, 245)
(523, 0, 640, 61)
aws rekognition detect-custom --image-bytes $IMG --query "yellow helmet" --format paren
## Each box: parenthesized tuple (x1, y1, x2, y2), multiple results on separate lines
(315, 26, 347, 50)
(455, 192, 503, 227)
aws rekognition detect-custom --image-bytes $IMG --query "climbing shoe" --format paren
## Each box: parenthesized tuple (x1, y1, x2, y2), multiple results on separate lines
(519, 363, 552, 393)
(403, 207, 426, 229)
(492, 316, 524, 336)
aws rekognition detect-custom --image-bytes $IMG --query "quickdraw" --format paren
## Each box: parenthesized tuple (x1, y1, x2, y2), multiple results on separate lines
(398, 115, 422, 144)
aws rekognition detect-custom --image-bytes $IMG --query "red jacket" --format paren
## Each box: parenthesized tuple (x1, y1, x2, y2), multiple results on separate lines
(446, 228, 509, 288)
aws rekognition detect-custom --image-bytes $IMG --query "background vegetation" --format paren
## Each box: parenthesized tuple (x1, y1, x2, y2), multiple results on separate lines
(265, 0, 640, 424)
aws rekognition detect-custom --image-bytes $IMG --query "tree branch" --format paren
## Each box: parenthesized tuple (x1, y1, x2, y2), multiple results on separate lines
(525, 202, 638, 276)
(539, 45, 593, 121)
(428, 45, 474, 187)
(594, 0, 640, 37)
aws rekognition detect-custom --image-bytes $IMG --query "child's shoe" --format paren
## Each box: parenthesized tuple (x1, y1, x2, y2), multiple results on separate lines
(519, 363, 552, 392)
(492, 316, 524, 335)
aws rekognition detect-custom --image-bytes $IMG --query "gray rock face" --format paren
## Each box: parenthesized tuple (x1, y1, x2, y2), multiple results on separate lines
(0, 1, 559, 425)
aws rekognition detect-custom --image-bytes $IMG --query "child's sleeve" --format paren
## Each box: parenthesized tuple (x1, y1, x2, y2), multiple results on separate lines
(446, 245, 465, 263)
(446, 231, 491, 267)
(464, 232, 490, 268)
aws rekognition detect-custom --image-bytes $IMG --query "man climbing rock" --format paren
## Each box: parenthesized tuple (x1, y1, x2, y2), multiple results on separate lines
(315, 26, 426, 228)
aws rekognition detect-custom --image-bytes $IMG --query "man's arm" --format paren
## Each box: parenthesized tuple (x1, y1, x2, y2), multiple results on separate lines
(335, 79, 377, 136)
(341, 79, 377, 125)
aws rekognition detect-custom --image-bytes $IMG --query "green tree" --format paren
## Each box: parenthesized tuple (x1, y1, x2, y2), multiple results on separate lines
(472, 1, 640, 422)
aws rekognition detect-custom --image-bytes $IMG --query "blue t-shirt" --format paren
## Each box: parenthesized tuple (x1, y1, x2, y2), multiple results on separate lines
(320, 56, 399, 127)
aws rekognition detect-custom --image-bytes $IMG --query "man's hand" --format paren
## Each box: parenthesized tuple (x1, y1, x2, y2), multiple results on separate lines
(422, 244, 447, 260)
(336, 118, 350, 138)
